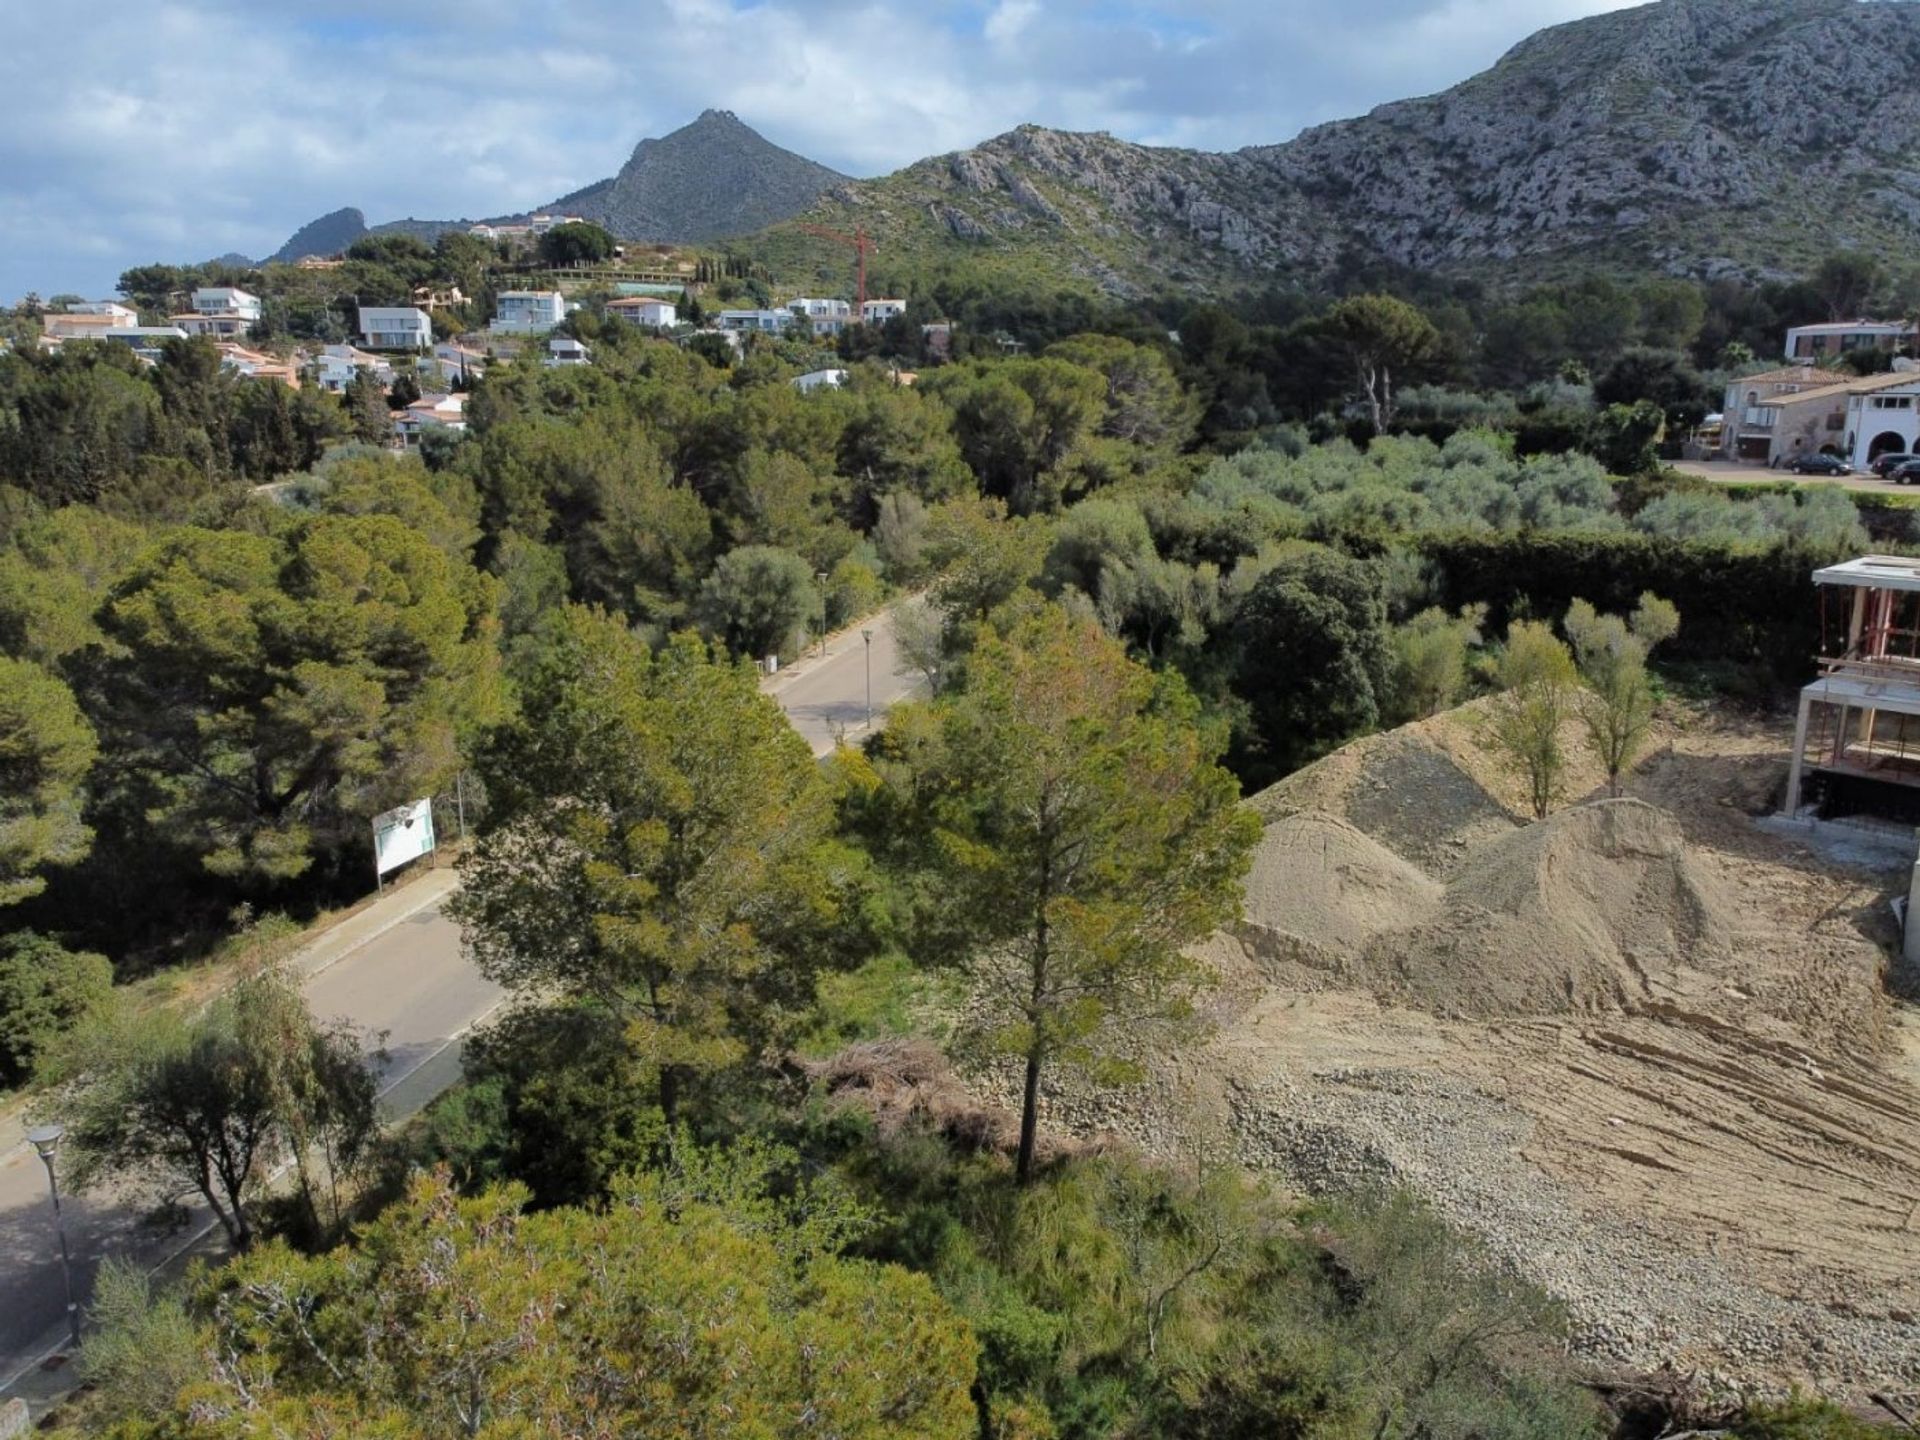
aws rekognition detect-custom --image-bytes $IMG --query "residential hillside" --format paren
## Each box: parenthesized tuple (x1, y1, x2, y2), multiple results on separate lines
(770, 0, 1920, 294)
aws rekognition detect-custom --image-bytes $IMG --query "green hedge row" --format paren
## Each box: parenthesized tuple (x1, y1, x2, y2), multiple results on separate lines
(1414, 531, 1841, 678)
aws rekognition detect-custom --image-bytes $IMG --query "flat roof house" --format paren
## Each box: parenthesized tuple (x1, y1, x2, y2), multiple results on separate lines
(861, 298, 907, 326)
(607, 296, 677, 327)
(718, 309, 793, 334)
(43, 311, 135, 340)
(358, 306, 434, 351)
(101, 325, 189, 363)
(792, 368, 849, 394)
(192, 287, 262, 323)
(63, 301, 139, 323)
(489, 291, 566, 335)
(1784, 319, 1917, 362)
(173, 311, 253, 340)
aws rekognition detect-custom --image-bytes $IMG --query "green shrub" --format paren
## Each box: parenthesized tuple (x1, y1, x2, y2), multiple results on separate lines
(0, 930, 111, 1087)
(1416, 531, 1838, 680)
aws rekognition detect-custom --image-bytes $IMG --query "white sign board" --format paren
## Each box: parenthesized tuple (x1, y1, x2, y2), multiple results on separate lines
(373, 798, 436, 876)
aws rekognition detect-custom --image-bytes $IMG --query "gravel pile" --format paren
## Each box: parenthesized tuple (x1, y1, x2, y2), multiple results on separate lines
(1222, 1064, 1920, 1398)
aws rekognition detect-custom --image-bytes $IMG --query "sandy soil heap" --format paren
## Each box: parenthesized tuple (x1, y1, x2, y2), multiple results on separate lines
(1023, 704, 1920, 1399)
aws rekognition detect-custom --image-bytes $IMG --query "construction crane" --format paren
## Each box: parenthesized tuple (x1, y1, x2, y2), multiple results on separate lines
(796, 223, 875, 313)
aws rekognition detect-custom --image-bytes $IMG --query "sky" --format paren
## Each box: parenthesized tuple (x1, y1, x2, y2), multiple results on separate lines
(0, 0, 1646, 301)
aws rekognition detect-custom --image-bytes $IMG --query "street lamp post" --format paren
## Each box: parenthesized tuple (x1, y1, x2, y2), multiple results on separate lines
(861, 628, 873, 727)
(26, 1123, 82, 1351)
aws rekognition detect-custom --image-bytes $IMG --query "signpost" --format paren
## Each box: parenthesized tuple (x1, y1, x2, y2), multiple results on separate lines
(372, 798, 436, 890)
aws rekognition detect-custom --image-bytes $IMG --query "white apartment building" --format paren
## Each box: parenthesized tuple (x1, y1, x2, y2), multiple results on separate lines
(192, 287, 263, 323)
(358, 306, 433, 351)
(489, 291, 567, 335)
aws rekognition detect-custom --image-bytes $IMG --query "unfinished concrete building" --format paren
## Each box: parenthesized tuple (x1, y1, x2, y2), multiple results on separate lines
(1786, 555, 1920, 823)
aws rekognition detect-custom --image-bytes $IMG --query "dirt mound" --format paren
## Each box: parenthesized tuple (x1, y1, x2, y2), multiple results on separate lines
(1234, 796, 1740, 1022)
(1234, 812, 1443, 981)
(1250, 726, 1517, 879)
(1376, 799, 1742, 1019)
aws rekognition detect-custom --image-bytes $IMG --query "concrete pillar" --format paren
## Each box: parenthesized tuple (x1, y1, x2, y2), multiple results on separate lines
(1784, 690, 1814, 817)
(1905, 859, 1920, 969)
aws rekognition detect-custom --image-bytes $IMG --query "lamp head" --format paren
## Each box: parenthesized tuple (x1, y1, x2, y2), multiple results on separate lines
(25, 1123, 64, 1159)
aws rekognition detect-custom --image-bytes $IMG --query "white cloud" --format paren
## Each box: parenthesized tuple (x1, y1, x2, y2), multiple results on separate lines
(0, 0, 1644, 299)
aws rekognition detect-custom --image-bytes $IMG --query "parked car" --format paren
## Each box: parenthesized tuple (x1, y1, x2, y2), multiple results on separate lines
(1788, 453, 1852, 476)
(1872, 451, 1920, 477)
(1890, 459, 1920, 485)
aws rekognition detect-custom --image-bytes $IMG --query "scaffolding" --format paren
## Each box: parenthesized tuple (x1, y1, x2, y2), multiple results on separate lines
(1784, 555, 1920, 817)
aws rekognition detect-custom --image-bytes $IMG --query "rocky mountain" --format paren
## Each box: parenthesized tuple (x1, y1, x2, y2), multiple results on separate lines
(259, 111, 843, 266)
(782, 0, 1920, 294)
(268, 207, 369, 264)
(550, 109, 848, 242)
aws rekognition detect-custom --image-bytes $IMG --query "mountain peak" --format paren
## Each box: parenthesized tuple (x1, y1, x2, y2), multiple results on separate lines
(267, 206, 368, 265)
(568, 111, 847, 243)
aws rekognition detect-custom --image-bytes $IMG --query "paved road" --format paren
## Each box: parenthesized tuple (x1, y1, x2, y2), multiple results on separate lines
(0, 606, 915, 1398)
(764, 606, 926, 756)
(0, 868, 501, 1393)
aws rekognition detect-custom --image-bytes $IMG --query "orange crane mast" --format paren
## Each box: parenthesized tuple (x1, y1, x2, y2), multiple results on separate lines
(796, 223, 874, 313)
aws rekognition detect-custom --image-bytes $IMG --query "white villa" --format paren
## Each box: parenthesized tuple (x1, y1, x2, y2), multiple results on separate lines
(607, 296, 678, 327)
(489, 291, 567, 335)
(718, 309, 793, 334)
(861, 298, 906, 326)
(192, 287, 263, 323)
(789, 297, 852, 337)
(174, 311, 254, 340)
(545, 336, 591, 367)
(792, 368, 849, 393)
(358, 306, 434, 351)
(311, 344, 395, 394)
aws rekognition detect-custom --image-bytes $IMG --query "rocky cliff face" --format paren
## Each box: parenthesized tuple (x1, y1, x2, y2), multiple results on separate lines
(806, 0, 1920, 290)
(552, 109, 848, 242)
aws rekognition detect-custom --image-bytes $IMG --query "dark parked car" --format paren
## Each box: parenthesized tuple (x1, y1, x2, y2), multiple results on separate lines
(1872, 451, 1920, 477)
(1890, 459, 1920, 485)
(1788, 453, 1852, 477)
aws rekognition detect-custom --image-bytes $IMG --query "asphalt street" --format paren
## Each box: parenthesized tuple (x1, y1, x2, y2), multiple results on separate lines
(0, 608, 913, 1400)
